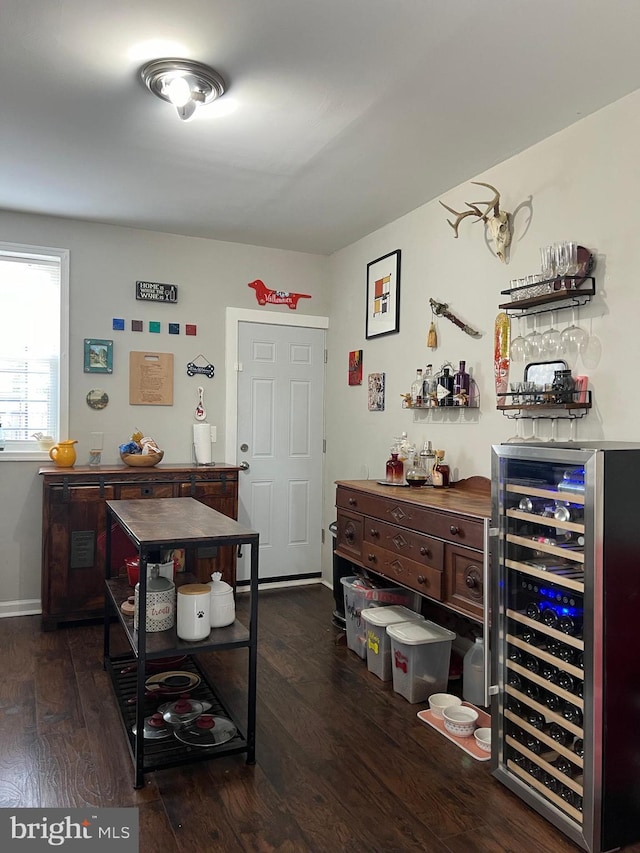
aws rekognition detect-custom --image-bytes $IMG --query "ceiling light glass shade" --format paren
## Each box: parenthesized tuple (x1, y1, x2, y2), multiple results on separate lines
(140, 59, 226, 121)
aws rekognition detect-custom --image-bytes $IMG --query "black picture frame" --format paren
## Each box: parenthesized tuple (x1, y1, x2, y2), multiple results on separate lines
(365, 249, 401, 339)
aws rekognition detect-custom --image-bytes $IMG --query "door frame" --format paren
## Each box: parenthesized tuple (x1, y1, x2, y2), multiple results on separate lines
(224, 308, 329, 464)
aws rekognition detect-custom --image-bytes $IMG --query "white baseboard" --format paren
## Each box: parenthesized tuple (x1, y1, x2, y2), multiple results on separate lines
(0, 599, 41, 618)
(236, 577, 324, 593)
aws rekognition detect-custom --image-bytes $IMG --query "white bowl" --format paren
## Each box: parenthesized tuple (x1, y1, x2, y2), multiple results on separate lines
(442, 705, 478, 738)
(474, 727, 492, 752)
(428, 693, 462, 719)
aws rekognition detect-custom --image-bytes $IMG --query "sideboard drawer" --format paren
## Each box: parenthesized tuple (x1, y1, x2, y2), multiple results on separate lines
(444, 543, 484, 620)
(363, 543, 443, 600)
(364, 518, 444, 572)
(336, 509, 363, 562)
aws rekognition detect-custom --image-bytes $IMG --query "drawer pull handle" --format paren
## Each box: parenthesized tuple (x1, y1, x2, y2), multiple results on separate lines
(450, 525, 460, 535)
(367, 553, 377, 563)
(345, 528, 355, 544)
(419, 546, 431, 557)
(417, 575, 427, 585)
(348, 497, 357, 506)
(370, 528, 379, 538)
(466, 575, 478, 589)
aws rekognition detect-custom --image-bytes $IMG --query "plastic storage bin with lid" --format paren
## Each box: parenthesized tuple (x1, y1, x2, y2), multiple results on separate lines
(386, 620, 456, 703)
(361, 606, 425, 681)
(340, 576, 419, 659)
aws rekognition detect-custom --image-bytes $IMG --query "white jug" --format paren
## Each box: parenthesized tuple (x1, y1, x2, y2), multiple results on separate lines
(208, 572, 235, 628)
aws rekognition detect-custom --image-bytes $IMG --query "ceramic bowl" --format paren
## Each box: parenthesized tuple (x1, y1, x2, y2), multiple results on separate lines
(428, 693, 462, 719)
(474, 727, 492, 752)
(120, 450, 164, 467)
(442, 705, 478, 738)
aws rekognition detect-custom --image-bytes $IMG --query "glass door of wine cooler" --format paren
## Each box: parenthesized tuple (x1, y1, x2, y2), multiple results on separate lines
(491, 445, 594, 850)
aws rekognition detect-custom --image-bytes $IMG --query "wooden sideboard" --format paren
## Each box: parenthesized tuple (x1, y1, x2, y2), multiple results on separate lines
(39, 464, 239, 630)
(335, 477, 491, 622)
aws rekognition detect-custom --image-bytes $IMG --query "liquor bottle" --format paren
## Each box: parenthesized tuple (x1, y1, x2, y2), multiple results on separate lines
(385, 449, 404, 485)
(432, 450, 450, 488)
(437, 367, 454, 407)
(411, 369, 424, 407)
(453, 360, 470, 406)
(422, 365, 435, 407)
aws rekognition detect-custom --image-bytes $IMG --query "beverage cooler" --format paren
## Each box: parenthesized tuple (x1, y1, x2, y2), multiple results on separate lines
(490, 442, 640, 853)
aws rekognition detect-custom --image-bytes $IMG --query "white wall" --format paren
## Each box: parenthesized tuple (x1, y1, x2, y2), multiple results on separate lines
(322, 87, 640, 582)
(4, 84, 640, 610)
(0, 212, 328, 611)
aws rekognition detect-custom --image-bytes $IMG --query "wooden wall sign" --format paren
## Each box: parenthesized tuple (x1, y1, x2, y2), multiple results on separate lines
(135, 280, 178, 303)
(129, 351, 174, 406)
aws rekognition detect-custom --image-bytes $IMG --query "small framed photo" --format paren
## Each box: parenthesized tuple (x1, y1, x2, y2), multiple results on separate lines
(366, 249, 401, 339)
(367, 372, 385, 411)
(84, 338, 113, 373)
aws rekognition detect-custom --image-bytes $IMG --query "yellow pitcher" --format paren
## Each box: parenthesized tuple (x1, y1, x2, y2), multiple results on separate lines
(49, 439, 78, 468)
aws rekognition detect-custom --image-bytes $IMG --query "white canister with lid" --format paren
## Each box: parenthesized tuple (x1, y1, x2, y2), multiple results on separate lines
(208, 572, 235, 628)
(177, 584, 211, 641)
(134, 564, 175, 633)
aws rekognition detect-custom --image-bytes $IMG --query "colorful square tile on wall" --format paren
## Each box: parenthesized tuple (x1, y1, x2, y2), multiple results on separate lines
(149, 321, 161, 333)
(185, 324, 197, 336)
(168, 323, 180, 335)
(112, 318, 125, 331)
(131, 320, 143, 332)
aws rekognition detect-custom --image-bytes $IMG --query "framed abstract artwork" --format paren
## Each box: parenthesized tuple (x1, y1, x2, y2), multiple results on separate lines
(348, 350, 363, 385)
(365, 249, 401, 339)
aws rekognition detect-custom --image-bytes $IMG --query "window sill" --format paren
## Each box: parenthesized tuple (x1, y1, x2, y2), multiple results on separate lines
(0, 451, 51, 462)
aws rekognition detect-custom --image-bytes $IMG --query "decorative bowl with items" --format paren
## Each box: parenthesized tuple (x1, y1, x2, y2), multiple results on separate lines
(119, 430, 164, 467)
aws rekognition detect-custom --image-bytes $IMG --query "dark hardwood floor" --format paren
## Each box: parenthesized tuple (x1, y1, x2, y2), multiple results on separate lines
(1, 585, 638, 852)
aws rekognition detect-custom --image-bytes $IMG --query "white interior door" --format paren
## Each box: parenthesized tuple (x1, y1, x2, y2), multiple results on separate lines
(235, 321, 325, 584)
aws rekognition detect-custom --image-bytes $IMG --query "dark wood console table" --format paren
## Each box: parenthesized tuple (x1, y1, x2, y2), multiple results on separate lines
(335, 477, 491, 622)
(103, 497, 259, 789)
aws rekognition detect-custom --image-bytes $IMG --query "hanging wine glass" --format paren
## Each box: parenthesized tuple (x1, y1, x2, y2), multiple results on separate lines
(525, 315, 543, 361)
(510, 316, 530, 363)
(505, 417, 523, 444)
(541, 310, 562, 359)
(560, 306, 588, 366)
(567, 419, 578, 443)
(521, 418, 541, 443)
(547, 419, 558, 443)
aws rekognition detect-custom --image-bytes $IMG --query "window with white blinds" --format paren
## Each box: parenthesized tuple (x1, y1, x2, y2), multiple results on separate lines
(0, 243, 69, 452)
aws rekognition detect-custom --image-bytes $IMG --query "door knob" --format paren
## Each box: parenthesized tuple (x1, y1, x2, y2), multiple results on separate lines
(239, 461, 250, 470)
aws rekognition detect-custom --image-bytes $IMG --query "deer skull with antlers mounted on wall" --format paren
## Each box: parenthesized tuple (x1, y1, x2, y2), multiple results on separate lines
(439, 181, 512, 263)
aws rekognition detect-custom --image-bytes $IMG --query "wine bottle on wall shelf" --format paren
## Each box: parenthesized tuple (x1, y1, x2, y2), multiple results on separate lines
(453, 360, 470, 406)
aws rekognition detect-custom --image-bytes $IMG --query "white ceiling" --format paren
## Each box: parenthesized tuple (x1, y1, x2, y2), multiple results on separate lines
(2, 0, 640, 255)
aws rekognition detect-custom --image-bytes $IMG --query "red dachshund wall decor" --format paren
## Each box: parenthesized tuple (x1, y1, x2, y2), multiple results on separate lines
(248, 279, 311, 310)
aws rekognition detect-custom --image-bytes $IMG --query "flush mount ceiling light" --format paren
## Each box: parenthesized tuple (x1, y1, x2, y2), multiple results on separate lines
(140, 58, 226, 121)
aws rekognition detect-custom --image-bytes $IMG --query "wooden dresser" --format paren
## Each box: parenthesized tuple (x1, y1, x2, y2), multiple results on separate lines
(39, 464, 239, 630)
(335, 477, 491, 622)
